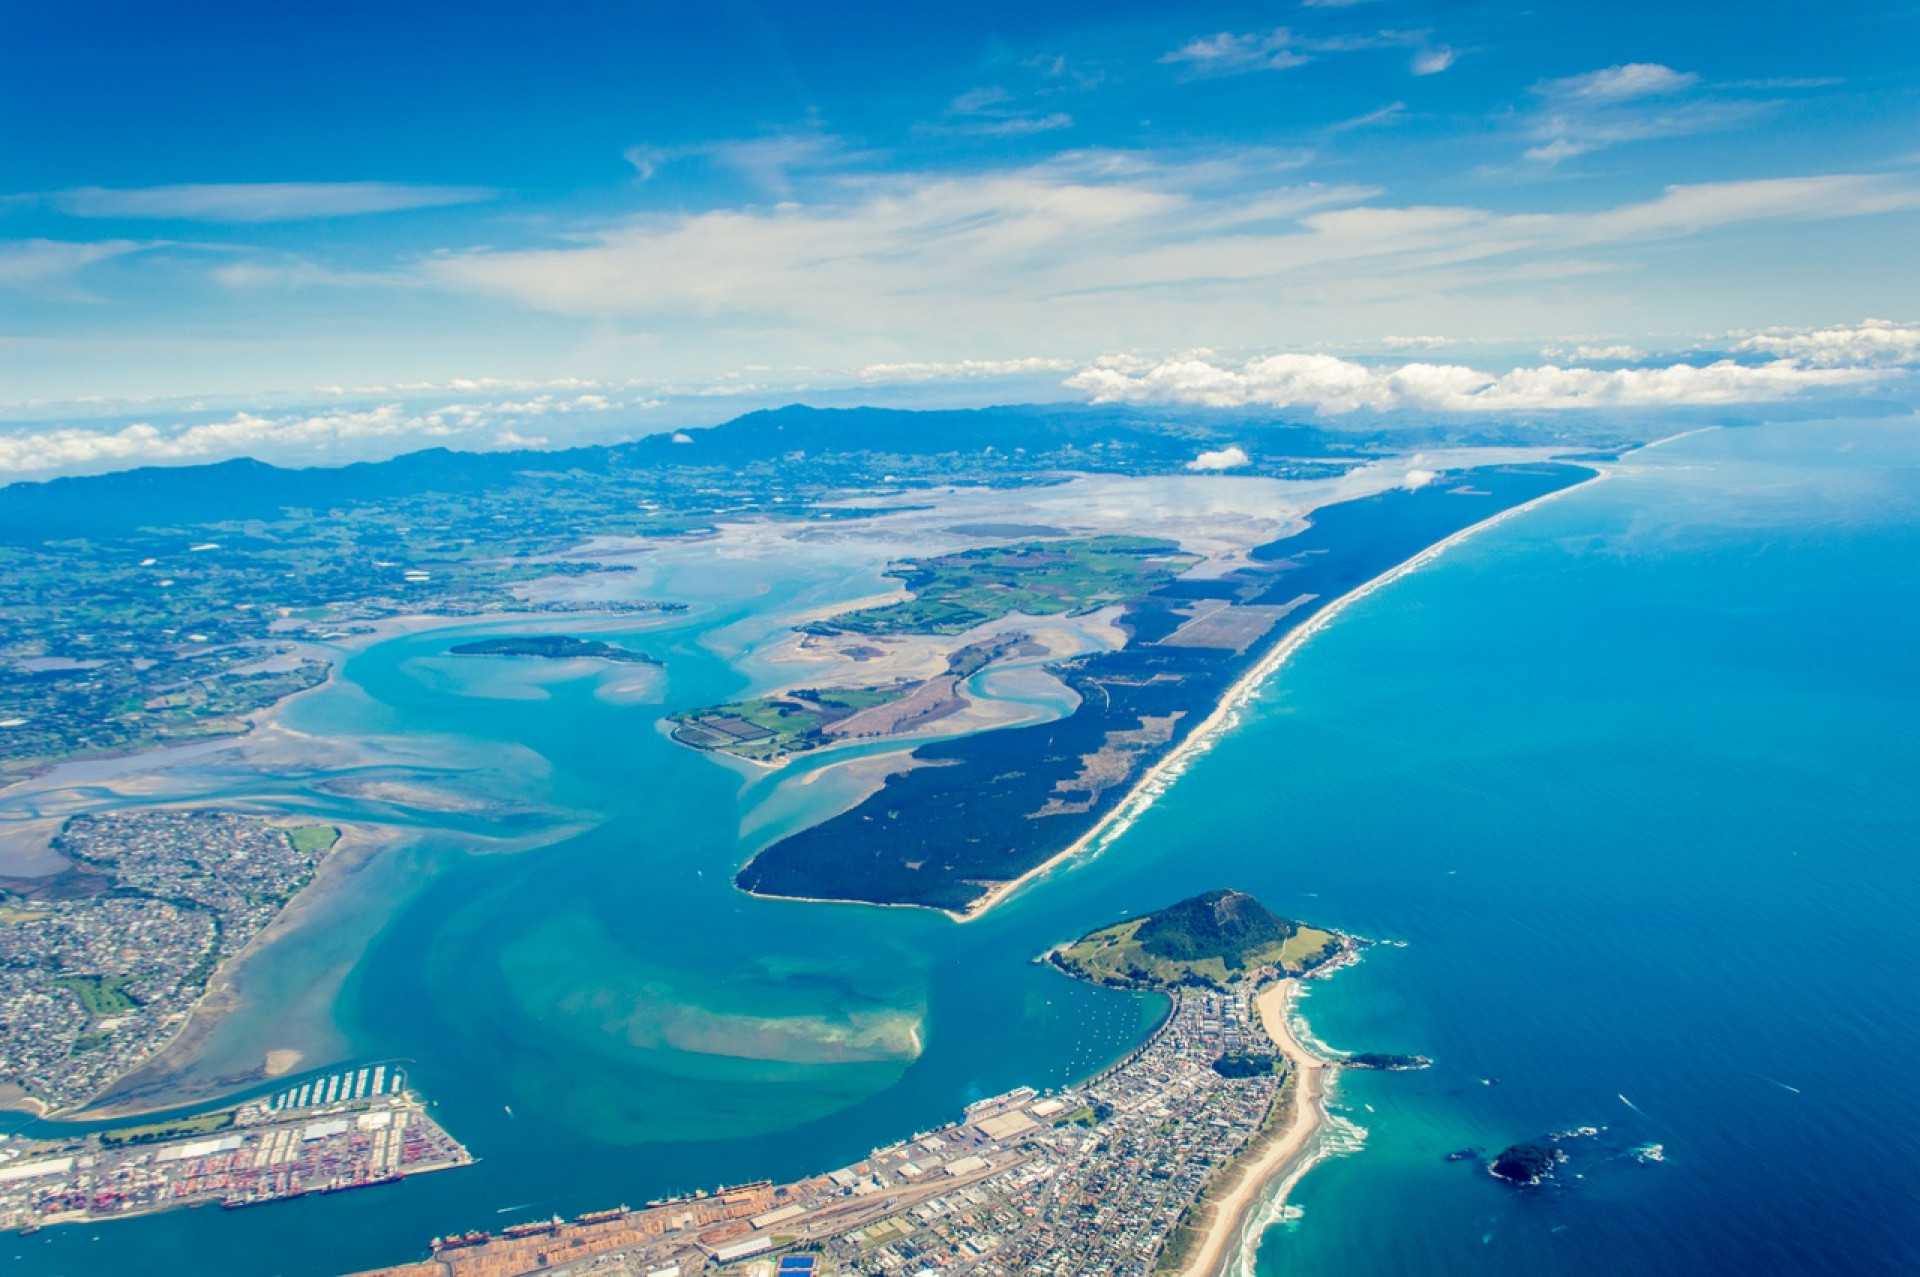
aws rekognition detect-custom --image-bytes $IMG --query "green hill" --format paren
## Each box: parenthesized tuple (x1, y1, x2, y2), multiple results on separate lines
(1050, 889, 1344, 990)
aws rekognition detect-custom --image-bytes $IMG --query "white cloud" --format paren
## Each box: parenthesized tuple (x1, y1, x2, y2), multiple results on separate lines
(1065, 348, 1895, 414)
(0, 395, 615, 475)
(1523, 139, 1587, 165)
(1570, 176, 1916, 240)
(1542, 344, 1647, 361)
(932, 86, 1077, 138)
(951, 86, 1012, 114)
(1186, 445, 1250, 471)
(214, 257, 400, 290)
(420, 164, 1191, 320)
(1734, 319, 1920, 367)
(1329, 102, 1406, 132)
(859, 357, 1075, 382)
(1162, 29, 1309, 75)
(0, 238, 146, 289)
(46, 183, 492, 223)
(1165, 25, 1433, 74)
(1524, 100, 1766, 162)
(1523, 63, 1759, 162)
(385, 376, 606, 393)
(942, 112, 1075, 137)
(624, 133, 863, 197)
(1543, 63, 1699, 103)
(414, 158, 1919, 348)
(1725, 76, 1844, 91)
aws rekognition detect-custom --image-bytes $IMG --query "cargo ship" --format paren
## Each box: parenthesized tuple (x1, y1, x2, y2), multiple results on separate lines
(430, 1230, 492, 1251)
(646, 1179, 771, 1207)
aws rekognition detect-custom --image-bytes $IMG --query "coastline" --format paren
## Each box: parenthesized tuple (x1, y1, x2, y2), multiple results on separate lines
(0, 602, 686, 796)
(17, 819, 403, 1123)
(1, 605, 673, 1121)
(953, 469, 1606, 923)
(1164, 976, 1338, 1277)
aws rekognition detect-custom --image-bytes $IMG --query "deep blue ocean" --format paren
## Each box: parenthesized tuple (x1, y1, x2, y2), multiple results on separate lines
(1063, 419, 1920, 1276)
(8, 419, 1918, 1276)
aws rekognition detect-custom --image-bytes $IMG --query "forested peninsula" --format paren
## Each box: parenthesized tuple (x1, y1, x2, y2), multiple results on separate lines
(736, 463, 1594, 915)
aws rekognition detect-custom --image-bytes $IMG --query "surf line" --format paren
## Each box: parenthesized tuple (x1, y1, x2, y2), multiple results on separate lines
(961, 468, 1608, 922)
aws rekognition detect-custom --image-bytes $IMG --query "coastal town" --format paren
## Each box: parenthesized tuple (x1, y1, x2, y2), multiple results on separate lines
(353, 902, 1341, 1277)
(0, 809, 341, 1113)
(0, 1065, 470, 1229)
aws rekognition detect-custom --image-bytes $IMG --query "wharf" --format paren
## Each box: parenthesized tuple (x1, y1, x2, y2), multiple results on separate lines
(0, 1066, 470, 1230)
(352, 986, 1287, 1276)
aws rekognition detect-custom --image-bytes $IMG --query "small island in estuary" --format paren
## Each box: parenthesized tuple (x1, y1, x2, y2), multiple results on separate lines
(447, 635, 660, 664)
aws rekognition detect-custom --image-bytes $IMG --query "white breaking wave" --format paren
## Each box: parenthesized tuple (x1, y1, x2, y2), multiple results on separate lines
(1225, 1107, 1371, 1277)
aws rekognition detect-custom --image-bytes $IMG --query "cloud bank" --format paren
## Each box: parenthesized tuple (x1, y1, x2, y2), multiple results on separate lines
(1734, 318, 1920, 368)
(0, 394, 611, 475)
(3, 322, 1911, 478)
(1067, 344, 1899, 414)
(858, 357, 1075, 383)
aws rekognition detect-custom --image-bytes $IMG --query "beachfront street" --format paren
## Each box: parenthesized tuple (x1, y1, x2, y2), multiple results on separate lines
(355, 984, 1291, 1277)
(0, 810, 336, 1112)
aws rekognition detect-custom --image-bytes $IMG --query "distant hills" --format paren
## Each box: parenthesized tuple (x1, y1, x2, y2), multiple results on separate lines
(0, 401, 1621, 545)
(0, 404, 1311, 542)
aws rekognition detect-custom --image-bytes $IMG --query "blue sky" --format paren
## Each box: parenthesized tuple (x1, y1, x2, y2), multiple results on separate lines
(2, 0, 1917, 470)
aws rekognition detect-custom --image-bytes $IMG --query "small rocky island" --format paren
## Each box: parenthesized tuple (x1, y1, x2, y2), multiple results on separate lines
(1345, 1051, 1433, 1071)
(1048, 888, 1347, 991)
(448, 635, 660, 664)
(1490, 1140, 1564, 1186)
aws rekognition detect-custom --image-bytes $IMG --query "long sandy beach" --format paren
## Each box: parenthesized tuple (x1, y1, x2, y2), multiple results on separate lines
(1169, 978, 1336, 1277)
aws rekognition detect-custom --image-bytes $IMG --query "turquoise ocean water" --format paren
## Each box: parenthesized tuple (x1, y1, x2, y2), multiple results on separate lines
(9, 420, 1919, 1275)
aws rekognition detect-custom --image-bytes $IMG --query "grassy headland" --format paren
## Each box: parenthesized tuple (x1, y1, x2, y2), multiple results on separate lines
(1051, 889, 1344, 990)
